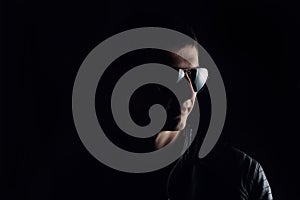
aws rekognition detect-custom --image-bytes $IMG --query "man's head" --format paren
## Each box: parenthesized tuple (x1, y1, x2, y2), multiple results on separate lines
(120, 14, 208, 148)
(152, 42, 208, 149)
(129, 38, 208, 135)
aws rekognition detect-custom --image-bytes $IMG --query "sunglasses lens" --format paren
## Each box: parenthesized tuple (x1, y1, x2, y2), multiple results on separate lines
(177, 69, 185, 83)
(176, 67, 208, 93)
(193, 68, 208, 92)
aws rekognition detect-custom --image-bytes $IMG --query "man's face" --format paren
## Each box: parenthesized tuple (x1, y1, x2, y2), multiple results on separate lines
(128, 45, 200, 134)
(170, 44, 198, 131)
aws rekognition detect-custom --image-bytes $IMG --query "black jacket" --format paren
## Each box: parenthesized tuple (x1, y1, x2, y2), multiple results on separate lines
(102, 133, 273, 200)
(167, 142, 273, 200)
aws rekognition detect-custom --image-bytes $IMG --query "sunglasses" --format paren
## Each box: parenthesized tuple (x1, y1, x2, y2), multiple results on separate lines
(176, 67, 208, 93)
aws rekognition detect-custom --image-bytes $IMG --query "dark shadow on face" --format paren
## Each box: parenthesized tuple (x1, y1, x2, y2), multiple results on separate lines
(129, 84, 182, 131)
(96, 48, 196, 152)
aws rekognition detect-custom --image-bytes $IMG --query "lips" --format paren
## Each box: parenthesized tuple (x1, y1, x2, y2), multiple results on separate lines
(172, 115, 181, 121)
(168, 106, 188, 121)
(181, 107, 189, 114)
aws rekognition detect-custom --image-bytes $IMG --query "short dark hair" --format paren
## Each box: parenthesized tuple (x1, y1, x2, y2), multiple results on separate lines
(110, 11, 198, 48)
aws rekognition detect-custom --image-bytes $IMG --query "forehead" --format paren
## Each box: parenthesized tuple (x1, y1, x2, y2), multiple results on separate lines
(173, 45, 199, 69)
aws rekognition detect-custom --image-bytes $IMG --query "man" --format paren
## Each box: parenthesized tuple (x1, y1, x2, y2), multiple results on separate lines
(101, 15, 273, 200)
(154, 41, 273, 200)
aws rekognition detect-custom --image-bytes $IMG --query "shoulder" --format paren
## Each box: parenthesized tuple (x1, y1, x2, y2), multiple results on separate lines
(213, 145, 261, 185)
(203, 144, 273, 199)
(203, 144, 260, 171)
(225, 146, 260, 172)
(195, 145, 261, 187)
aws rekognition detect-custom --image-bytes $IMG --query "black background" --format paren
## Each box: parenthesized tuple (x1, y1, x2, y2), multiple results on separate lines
(3, 0, 300, 199)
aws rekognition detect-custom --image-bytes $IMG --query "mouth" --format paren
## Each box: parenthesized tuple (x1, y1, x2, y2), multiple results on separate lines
(181, 107, 189, 114)
(173, 115, 181, 120)
(168, 108, 186, 122)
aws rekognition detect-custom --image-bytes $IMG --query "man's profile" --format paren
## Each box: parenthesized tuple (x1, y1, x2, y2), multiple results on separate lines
(148, 36, 272, 200)
(96, 14, 273, 200)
